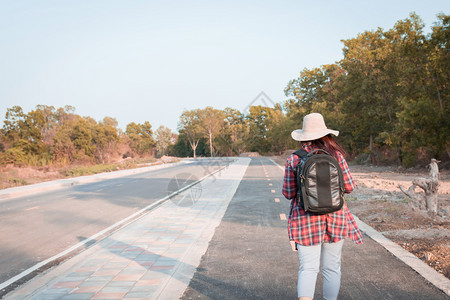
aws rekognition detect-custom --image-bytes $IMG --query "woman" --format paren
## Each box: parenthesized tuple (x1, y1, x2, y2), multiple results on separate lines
(282, 113, 363, 300)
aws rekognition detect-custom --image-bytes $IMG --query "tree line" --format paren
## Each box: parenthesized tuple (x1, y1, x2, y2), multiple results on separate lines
(1, 13, 448, 167)
(174, 13, 449, 166)
(0, 105, 175, 166)
(282, 13, 449, 166)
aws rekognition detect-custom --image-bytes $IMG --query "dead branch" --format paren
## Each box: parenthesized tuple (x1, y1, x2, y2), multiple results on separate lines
(399, 184, 420, 202)
(398, 159, 440, 216)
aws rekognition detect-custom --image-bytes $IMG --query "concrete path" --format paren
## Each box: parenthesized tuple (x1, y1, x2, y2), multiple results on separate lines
(4, 157, 450, 299)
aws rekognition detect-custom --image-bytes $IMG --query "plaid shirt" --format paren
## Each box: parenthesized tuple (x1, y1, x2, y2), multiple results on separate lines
(282, 145, 363, 246)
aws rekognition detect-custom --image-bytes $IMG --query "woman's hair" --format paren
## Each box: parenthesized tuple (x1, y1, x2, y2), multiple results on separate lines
(305, 134, 347, 160)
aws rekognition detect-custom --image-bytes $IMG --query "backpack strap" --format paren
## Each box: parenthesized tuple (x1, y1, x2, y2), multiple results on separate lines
(292, 149, 308, 178)
(307, 149, 332, 157)
(293, 149, 308, 159)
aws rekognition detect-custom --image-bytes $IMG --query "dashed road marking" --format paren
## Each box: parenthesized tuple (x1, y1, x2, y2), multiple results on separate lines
(271, 190, 275, 193)
(274, 198, 280, 202)
(280, 214, 287, 220)
(269, 183, 272, 186)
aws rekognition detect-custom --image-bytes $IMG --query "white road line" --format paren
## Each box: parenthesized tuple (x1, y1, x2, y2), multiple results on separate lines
(274, 198, 280, 203)
(280, 214, 287, 220)
(268, 158, 284, 171)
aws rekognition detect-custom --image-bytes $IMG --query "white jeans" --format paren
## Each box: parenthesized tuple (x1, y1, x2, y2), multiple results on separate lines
(297, 239, 344, 299)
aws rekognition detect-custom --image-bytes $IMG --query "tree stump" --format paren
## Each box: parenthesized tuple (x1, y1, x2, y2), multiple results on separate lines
(399, 159, 440, 216)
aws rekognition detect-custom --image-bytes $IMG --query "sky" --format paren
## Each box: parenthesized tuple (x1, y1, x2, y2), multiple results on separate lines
(0, 1, 448, 133)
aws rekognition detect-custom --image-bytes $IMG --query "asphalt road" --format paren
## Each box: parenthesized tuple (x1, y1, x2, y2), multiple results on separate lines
(181, 157, 448, 300)
(0, 159, 230, 285)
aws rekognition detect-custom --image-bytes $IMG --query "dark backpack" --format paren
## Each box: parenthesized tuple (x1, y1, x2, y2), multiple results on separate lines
(293, 149, 345, 215)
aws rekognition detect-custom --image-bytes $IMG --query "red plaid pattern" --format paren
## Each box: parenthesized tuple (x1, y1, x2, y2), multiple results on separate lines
(282, 145, 363, 246)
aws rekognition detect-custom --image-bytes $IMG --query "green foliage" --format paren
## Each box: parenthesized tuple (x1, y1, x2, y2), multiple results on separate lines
(125, 121, 155, 156)
(284, 13, 449, 166)
(177, 109, 203, 158)
(169, 132, 192, 157)
(0, 105, 139, 167)
(198, 107, 224, 157)
(93, 118, 120, 163)
(0, 147, 27, 166)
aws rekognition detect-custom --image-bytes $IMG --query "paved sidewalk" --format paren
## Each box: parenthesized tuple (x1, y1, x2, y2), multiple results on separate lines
(5, 158, 251, 300)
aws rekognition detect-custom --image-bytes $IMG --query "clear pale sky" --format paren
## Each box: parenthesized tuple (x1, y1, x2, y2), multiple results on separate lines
(1, 1, 448, 132)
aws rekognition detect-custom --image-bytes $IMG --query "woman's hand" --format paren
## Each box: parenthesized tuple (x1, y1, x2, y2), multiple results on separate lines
(290, 240, 297, 252)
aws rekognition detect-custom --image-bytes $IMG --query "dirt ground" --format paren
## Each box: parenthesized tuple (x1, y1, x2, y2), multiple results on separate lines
(348, 164, 450, 279)
(0, 165, 63, 189)
(0, 156, 178, 190)
(272, 154, 450, 279)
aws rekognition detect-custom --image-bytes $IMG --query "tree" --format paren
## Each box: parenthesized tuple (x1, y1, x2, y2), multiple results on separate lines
(169, 132, 191, 157)
(2, 105, 50, 165)
(3, 106, 26, 145)
(340, 28, 401, 160)
(50, 106, 78, 165)
(385, 14, 448, 165)
(155, 126, 173, 157)
(198, 107, 224, 157)
(267, 104, 297, 153)
(178, 109, 203, 158)
(93, 117, 119, 163)
(52, 119, 76, 165)
(245, 105, 277, 153)
(125, 121, 155, 156)
(284, 64, 348, 150)
(71, 117, 95, 162)
(427, 14, 449, 159)
(284, 13, 449, 166)
(221, 107, 247, 155)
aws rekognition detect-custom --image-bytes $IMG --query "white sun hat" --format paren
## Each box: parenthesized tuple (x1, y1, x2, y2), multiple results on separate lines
(291, 113, 339, 141)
